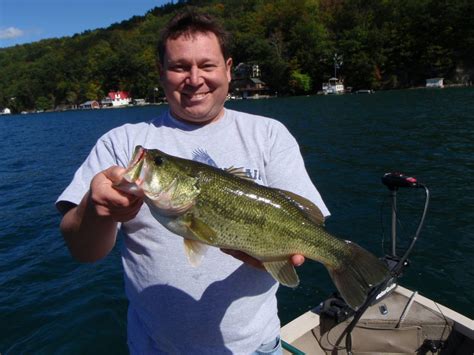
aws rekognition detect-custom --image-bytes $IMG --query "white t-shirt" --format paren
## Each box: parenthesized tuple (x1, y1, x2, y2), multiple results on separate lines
(57, 109, 329, 354)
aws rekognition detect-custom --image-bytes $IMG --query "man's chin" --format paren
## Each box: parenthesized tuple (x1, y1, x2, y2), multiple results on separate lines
(173, 110, 221, 125)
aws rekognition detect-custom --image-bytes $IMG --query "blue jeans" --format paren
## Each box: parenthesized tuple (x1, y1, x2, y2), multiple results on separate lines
(252, 336, 282, 355)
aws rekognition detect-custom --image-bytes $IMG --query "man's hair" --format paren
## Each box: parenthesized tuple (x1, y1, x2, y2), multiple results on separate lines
(158, 9, 231, 64)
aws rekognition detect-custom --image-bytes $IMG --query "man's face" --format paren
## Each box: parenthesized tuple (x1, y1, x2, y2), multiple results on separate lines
(160, 32, 232, 124)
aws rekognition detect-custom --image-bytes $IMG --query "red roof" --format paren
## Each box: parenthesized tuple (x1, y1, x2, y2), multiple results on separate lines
(107, 91, 129, 100)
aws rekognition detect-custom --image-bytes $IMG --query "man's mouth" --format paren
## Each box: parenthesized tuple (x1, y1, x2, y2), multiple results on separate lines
(183, 91, 210, 102)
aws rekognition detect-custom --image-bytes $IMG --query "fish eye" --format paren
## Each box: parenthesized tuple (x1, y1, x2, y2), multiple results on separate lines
(154, 156, 164, 165)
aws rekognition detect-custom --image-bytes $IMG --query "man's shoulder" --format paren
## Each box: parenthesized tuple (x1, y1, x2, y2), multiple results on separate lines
(99, 121, 154, 143)
(227, 109, 286, 130)
(107, 121, 151, 135)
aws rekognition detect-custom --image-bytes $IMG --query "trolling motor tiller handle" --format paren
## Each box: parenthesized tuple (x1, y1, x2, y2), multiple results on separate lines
(382, 172, 419, 190)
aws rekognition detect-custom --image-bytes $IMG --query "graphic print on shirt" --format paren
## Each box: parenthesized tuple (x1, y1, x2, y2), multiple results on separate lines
(192, 148, 262, 182)
(192, 148, 218, 167)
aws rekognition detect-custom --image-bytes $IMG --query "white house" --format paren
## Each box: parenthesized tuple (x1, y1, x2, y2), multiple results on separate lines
(79, 100, 100, 109)
(101, 91, 131, 107)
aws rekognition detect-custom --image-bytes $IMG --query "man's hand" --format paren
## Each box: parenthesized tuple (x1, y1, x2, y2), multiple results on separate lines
(221, 249, 305, 270)
(60, 166, 144, 262)
(88, 166, 144, 222)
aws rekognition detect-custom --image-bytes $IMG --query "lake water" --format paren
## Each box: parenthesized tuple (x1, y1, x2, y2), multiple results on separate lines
(1, 88, 473, 353)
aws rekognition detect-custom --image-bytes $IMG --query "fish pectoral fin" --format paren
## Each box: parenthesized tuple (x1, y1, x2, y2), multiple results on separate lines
(184, 215, 218, 245)
(183, 239, 210, 267)
(275, 189, 325, 225)
(263, 260, 300, 288)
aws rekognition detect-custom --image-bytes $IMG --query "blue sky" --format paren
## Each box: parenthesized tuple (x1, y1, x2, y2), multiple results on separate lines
(0, 0, 172, 48)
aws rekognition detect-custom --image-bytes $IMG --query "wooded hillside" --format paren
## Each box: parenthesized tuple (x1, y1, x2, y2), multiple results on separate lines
(1, 0, 472, 112)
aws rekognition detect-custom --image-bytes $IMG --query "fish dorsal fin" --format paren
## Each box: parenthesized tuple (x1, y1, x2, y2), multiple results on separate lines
(224, 166, 254, 182)
(276, 189, 325, 225)
(263, 260, 300, 288)
(183, 239, 209, 267)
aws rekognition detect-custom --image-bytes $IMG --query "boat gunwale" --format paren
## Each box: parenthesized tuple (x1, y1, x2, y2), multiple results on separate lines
(281, 285, 474, 344)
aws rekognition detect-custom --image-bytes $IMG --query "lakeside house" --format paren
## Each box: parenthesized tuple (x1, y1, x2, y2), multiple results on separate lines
(79, 100, 100, 109)
(1, 108, 11, 115)
(426, 78, 444, 88)
(101, 91, 131, 107)
(230, 63, 271, 99)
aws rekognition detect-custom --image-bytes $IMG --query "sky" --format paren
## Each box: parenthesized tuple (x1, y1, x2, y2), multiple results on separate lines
(0, 0, 172, 48)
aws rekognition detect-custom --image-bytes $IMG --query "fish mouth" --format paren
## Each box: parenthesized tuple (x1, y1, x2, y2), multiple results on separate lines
(115, 146, 149, 195)
(125, 146, 147, 176)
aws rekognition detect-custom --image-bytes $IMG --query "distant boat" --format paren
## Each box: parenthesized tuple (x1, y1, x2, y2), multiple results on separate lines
(426, 78, 444, 88)
(355, 89, 375, 94)
(321, 77, 345, 95)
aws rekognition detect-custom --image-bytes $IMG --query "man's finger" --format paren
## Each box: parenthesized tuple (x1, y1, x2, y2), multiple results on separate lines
(291, 255, 305, 267)
(103, 166, 127, 184)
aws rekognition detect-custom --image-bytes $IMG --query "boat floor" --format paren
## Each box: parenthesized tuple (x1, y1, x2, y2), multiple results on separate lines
(281, 286, 474, 354)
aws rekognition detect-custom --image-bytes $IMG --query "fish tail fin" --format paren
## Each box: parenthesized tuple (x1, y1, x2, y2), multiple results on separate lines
(327, 241, 389, 310)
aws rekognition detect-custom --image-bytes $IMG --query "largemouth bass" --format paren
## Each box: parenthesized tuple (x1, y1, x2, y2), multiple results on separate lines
(116, 146, 389, 310)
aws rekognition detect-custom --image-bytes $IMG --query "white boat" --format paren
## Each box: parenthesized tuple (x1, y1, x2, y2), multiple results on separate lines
(426, 78, 444, 88)
(355, 89, 374, 94)
(281, 173, 474, 354)
(322, 78, 345, 95)
(282, 285, 474, 354)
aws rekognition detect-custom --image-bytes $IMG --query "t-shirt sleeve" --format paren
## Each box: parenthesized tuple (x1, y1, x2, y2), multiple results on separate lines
(55, 135, 122, 212)
(264, 121, 331, 218)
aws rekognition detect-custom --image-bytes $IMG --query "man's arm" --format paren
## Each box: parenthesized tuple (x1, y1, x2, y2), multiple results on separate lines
(59, 166, 143, 263)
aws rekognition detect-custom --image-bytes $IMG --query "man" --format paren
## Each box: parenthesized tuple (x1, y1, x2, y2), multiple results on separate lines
(57, 10, 329, 354)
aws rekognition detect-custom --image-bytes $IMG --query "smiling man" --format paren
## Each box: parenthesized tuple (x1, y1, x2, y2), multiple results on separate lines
(57, 9, 329, 354)
(159, 29, 232, 124)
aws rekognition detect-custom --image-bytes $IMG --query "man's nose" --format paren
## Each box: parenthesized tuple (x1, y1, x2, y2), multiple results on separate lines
(187, 66, 203, 86)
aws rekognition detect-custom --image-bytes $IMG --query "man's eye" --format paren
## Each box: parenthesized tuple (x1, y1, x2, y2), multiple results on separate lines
(171, 66, 185, 72)
(202, 64, 216, 71)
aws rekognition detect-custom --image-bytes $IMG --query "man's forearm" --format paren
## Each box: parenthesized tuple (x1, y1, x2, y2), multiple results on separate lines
(60, 192, 118, 263)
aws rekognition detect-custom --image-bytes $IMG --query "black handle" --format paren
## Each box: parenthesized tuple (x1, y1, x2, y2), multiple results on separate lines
(382, 172, 418, 190)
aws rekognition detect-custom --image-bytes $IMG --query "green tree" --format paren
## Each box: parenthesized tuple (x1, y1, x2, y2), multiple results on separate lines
(35, 96, 54, 111)
(289, 69, 312, 94)
(0, 0, 473, 110)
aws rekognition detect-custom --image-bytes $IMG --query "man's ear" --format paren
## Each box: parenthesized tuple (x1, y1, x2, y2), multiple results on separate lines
(226, 57, 233, 83)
